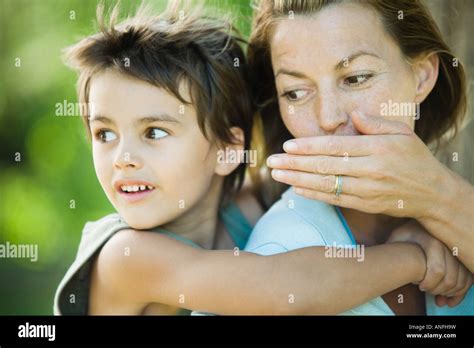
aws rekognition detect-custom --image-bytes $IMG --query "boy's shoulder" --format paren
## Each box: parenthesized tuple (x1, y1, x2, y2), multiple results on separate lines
(77, 213, 129, 254)
(54, 213, 129, 315)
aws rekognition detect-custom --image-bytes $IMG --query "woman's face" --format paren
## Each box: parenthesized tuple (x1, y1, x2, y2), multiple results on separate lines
(270, 2, 424, 138)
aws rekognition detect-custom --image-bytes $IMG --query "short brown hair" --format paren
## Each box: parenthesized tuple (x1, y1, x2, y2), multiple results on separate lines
(248, 0, 468, 205)
(64, 1, 253, 202)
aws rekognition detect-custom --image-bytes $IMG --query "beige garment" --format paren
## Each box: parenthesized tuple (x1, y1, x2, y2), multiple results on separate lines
(53, 213, 129, 315)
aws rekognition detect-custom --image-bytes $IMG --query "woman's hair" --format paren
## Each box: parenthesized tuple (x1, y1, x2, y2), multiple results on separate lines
(64, 1, 254, 202)
(248, 0, 468, 206)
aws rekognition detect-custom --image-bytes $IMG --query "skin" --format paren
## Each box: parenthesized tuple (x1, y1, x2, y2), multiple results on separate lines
(89, 69, 241, 247)
(265, 2, 472, 310)
(87, 67, 466, 315)
(266, 3, 474, 272)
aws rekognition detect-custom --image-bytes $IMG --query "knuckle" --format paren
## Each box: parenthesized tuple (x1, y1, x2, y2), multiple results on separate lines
(302, 140, 313, 154)
(320, 175, 334, 192)
(444, 276, 457, 289)
(287, 156, 296, 170)
(369, 161, 385, 180)
(326, 139, 341, 156)
(316, 157, 330, 174)
(370, 138, 385, 153)
(428, 263, 445, 279)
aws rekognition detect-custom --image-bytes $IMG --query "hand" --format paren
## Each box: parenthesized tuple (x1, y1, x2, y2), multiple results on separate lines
(387, 220, 473, 307)
(266, 111, 453, 220)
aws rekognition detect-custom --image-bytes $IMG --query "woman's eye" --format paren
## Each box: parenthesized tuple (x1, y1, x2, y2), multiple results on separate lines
(344, 73, 373, 87)
(283, 89, 309, 102)
(95, 130, 117, 143)
(146, 127, 169, 140)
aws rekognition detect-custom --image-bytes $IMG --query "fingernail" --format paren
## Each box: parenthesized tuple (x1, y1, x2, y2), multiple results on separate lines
(353, 110, 366, 119)
(267, 155, 282, 167)
(294, 187, 303, 195)
(283, 140, 298, 152)
(272, 169, 283, 179)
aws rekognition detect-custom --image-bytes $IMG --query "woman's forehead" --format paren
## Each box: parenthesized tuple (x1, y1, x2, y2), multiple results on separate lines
(270, 3, 392, 62)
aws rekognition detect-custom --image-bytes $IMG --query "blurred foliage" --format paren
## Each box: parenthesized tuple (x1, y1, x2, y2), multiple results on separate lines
(0, 0, 252, 315)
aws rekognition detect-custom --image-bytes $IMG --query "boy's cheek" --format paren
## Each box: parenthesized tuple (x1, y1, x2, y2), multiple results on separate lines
(93, 158, 114, 196)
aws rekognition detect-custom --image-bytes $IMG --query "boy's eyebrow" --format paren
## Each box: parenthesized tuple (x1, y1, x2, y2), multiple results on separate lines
(137, 115, 181, 125)
(89, 114, 181, 124)
(89, 115, 114, 124)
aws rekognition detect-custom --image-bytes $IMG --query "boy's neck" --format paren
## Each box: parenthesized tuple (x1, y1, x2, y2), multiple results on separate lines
(160, 176, 224, 249)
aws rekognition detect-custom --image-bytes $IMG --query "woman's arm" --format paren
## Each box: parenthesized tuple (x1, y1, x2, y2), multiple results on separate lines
(266, 112, 474, 271)
(417, 167, 474, 271)
(90, 228, 427, 315)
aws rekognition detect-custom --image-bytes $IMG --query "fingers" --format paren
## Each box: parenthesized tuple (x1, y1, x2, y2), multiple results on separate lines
(291, 186, 374, 213)
(282, 135, 374, 156)
(444, 263, 469, 297)
(350, 111, 413, 136)
(435, 295, 448, 307)
(427, 248, 460, 295)
(446, 271, 473, 308)
(446, 294, 467, 307)
(418, 240, 447, 292)
(267, 154, 371, 177)
(270, 169, 363, 196)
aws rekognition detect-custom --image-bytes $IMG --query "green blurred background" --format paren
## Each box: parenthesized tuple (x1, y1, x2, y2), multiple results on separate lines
(0, 0, 253, 315)
(0, 0, 472, 315)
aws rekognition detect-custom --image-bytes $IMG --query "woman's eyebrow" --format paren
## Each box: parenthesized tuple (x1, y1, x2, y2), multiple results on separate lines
(335, 50, 382, 70)
(275, 68, 310, 79)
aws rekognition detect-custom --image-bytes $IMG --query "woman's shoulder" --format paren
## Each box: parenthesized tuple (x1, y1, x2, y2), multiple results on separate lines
(245, 188, 351, 253)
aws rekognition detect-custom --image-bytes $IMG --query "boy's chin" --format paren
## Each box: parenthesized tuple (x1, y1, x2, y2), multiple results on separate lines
(119, 213, 166, 231)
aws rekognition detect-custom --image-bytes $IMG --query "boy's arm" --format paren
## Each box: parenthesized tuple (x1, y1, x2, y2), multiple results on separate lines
(91, 228, 426, 315)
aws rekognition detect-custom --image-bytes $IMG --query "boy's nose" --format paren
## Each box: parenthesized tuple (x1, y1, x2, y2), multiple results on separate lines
(114, 149, 143, 170)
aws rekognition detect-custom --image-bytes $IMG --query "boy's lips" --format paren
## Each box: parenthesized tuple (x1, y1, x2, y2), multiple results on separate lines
(113, 179, 156, 203)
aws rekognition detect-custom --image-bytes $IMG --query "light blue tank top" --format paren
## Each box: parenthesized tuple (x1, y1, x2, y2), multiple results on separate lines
(157, 201, 252, 250)
(244, 187, 474, 315)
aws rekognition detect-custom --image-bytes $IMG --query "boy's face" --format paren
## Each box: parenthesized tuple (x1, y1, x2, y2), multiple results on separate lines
(88, 69, 221, 230)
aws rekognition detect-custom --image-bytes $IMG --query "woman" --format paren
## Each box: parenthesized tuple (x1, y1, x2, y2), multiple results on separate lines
(245, 0, 473, 314)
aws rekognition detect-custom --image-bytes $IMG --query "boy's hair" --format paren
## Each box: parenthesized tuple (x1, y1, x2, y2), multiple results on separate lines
(64, 1, 253, 202)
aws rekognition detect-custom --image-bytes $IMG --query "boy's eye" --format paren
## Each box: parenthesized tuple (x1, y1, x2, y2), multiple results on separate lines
(344, 73, 373, 87)
(145, 127, 169, 140)
(282, 89, 309, 102)
(95, 130, 117, 143)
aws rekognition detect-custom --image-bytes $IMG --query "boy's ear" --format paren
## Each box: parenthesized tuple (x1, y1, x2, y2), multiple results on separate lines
(412, 53, 439, 104)
(214, 127, 245, 177)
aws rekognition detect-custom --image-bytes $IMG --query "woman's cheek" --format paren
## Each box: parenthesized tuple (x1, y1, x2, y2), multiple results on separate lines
(280, 101, 320, 138)
(363, 84, 416, 129)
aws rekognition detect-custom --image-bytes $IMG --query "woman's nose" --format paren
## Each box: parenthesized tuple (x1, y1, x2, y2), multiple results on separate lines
(316, 90, 349, 134)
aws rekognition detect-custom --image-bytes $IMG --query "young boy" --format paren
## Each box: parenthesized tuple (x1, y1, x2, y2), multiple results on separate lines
(54, 2, 465, 316)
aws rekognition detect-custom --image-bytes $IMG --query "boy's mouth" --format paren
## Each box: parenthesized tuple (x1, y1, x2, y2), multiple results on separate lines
(114, 180, 156, 203)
